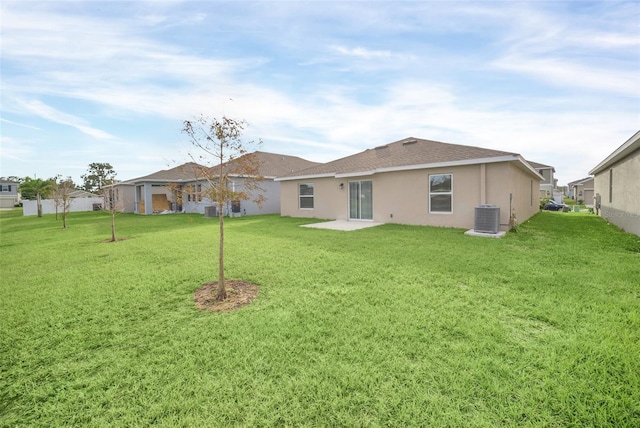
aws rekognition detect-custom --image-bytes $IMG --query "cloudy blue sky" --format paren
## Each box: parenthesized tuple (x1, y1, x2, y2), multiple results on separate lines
(1, 0, 638, 186)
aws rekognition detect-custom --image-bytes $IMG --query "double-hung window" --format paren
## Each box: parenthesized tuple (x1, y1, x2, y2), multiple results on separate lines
(299, 183, 314, 209)
(429, 174, 452, 213)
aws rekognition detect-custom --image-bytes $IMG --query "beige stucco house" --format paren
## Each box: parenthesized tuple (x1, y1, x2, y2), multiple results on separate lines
(277, 137, 542, 231)
(527, 161, 557, 199)
(589, 130, 640, 236)
(107, 151, 319, 215)
(567, 177, 594, 205)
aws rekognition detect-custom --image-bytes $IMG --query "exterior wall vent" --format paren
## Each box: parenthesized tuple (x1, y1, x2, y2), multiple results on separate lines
(474, 205, 500, 234)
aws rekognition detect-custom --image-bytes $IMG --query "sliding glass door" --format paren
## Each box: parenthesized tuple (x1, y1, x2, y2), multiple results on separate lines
(349, 180, 373, 220)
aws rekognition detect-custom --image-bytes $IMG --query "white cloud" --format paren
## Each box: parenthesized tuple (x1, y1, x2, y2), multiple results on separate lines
(331, 45, 393, 60)
(0, 136, 35, 162)
(21, 100, 116, 140)
(0, 0, 637, 188)
(492, 56, 639, 96)
(0, 118, 41, 131)
(488, 2, 639, 96)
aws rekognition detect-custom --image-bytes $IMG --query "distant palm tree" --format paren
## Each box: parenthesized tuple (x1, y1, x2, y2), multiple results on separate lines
(20, 177, 54, 217)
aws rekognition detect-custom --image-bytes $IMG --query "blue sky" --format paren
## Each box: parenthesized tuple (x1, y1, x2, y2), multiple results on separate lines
(1, 0, 638, 186)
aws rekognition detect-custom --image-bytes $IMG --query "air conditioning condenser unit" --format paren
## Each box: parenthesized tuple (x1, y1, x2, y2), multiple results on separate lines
(204, 206, 218, 218)
(474, 205, 500, 234)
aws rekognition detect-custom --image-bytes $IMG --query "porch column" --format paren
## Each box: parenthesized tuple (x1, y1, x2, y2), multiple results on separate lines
(134, 185, 141, 214)
(144, 182, 153, 215)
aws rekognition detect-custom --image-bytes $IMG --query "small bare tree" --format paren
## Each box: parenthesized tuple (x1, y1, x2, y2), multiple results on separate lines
(104, 186, 123, 242)
(50, 175, 63, 220)
(52, 177, 75, 229)
(182, 115, 264, 301)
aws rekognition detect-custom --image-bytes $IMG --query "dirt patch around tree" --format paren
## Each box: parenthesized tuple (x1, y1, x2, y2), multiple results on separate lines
(194, 279, 259, 312)
(102, 237, 129, 243)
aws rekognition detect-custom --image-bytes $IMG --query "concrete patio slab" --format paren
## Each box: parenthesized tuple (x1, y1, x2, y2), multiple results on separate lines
(301, 220, 384, 231)
(464, 229, 506, 238)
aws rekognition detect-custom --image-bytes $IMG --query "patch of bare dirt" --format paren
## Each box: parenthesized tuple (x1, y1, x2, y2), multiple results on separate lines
(102, 237, 129, 243)
(194, 279, 259, 312)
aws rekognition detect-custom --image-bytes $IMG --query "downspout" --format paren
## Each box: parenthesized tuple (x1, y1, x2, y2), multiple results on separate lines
(480, 163, 486, 205)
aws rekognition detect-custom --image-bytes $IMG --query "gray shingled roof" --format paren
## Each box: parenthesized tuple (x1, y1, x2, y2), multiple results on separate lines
(236, 151, 320, 178)
(567, 177, 593, 186)
(280, 137, 521, 179)
(124, 152, 320, 183)
(527, 160, 555, 172)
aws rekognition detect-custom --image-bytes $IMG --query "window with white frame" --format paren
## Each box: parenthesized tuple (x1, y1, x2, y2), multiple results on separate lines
(429, 174, 452, 213)
(299, 183, 314, 209)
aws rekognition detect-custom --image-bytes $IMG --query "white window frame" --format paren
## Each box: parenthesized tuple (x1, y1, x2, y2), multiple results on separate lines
(299, 183, 314, 209)
(429, 173, 453, 214)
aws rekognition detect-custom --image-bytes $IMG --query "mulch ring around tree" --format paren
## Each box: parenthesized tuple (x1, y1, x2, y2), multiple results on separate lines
(194, 279, 259, 312)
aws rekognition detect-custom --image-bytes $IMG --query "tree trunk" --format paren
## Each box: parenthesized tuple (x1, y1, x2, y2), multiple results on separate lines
(62, 196, 67, 229)
(216, 149, 226, 302)
(110, 208, 116, 242)
(216, 208, 226, 301)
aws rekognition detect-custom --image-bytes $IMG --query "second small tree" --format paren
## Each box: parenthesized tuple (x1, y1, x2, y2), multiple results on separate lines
(51, 177, 76, 228)
(182, 115, 264, 301)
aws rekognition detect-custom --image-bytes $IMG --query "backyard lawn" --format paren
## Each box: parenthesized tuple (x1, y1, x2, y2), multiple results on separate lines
(1, 209, 638, 426)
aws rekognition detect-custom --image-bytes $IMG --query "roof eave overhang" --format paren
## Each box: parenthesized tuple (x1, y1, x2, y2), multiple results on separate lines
(275, 173, 336, 182)
(276, 155, 543, 181)
(589, 130, 640, 175)
(134, 179, 194, 184)
(515, 156, 545, 180)
(119, 173, 268, 185)
(375, 155, 524, 174)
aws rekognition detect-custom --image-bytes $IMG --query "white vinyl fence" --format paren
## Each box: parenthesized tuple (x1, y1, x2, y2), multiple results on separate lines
(22, 198, 104, 216)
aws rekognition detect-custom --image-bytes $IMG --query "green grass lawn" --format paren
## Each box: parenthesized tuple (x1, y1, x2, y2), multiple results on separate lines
(1, 209, 638, 427)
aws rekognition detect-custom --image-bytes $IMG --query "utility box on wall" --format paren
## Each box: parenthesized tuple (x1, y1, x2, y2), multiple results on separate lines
(204, 206, 217, 218)
(474, 205, 500, 234)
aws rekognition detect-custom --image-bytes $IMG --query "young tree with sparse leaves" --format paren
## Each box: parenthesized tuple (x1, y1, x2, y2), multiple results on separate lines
(57, 177, 76, 229)
(50, 175, 64, 220)
(103, 183, 123, 242)
(182, 115, 265, 301)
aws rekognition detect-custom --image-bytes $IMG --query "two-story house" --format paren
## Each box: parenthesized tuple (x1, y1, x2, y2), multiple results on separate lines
(0, 179, 20, 208)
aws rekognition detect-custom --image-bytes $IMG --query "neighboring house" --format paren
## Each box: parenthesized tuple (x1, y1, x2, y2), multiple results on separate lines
(567, 177, 594, 205)
(556, 185, 568, 197)
(0, 179, 20, 208)
(527, 161, 557, 199)
(110, 151, 320, 215)
(104, 162, 203, 214)
(589, 130, 640, 236)
(277, 137, 542, 231)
